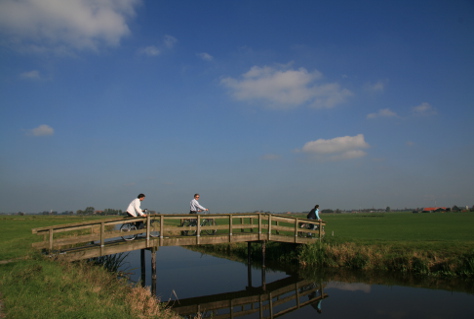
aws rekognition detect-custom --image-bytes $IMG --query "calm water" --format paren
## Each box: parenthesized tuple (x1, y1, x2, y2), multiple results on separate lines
(120, 247, 474, 318)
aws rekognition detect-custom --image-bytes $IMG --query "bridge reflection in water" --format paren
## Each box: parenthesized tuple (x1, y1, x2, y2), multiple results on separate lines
(169, 276, 327, 319)
(135, 247, 328, 319)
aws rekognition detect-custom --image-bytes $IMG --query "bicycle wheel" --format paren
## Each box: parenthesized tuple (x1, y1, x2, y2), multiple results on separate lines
(203, 219, 217, 235)
(120, 223, 137, 241)
(182, 219, 197, 236)
(149, 219, 160, 237)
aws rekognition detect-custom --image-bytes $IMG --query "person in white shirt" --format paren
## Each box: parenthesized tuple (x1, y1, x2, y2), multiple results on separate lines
(126, 193, 147, 228)
(189, 193, 208, 214)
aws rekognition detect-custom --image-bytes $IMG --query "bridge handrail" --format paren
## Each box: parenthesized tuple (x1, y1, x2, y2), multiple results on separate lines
(31, 213, 326, 255)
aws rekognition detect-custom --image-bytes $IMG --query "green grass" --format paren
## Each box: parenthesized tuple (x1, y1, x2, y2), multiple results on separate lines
(0, 215, 181, 319)
(298, 211, 474, 246)
(0, 256, 179, 319)
(0, 215, 112, 261)
(293, 211, 474, 276)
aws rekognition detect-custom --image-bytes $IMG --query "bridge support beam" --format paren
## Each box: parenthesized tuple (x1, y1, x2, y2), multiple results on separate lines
(247, 242, 252, 289)
(151, 247, 157, 296)
(140, 249, 146, 287)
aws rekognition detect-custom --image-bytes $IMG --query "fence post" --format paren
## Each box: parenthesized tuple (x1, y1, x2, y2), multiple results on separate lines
(146, 215, 151, 247)
(228, 214, 233, 242)
(196, 214, 201, 245)
(48, 227, 54, 252)
(160, 216, 164, 245)
(294, 219, 299, 243)
(100, 222, 105, 256)
(268, 214, 272, 240)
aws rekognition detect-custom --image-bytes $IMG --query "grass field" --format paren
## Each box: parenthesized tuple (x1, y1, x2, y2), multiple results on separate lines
(0, 212, 473, 317)
(306, 211, 474, 254)
(0, 215, 111, 261)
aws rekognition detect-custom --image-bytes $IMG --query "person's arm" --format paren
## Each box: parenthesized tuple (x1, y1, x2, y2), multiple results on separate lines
(193, 199, 207, 211)
(315, 209, 321, 220)
(134, 199, 146, 216)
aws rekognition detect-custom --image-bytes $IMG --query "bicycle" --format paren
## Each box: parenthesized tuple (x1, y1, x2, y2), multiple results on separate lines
(120, 214, 160, 241)
(298, 220, 324, 238)
(181, 212, 217, 236)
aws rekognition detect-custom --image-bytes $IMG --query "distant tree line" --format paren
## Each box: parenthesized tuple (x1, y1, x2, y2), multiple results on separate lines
(76, 207, 123, 216)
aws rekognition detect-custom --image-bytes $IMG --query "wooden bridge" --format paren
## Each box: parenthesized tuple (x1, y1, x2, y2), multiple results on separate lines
(32, 213, 325, 261)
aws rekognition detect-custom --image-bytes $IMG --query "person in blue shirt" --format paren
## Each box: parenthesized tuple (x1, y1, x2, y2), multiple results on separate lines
(306, 204, 320, 229)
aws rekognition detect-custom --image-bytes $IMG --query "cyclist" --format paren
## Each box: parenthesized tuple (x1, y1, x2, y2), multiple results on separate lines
(126, 193, 147, 229)
(190, 193, 208, 214)
(306, 204, 321, 230)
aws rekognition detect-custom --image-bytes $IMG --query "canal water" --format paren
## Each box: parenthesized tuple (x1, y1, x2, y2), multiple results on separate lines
(120, 246, 474, 318)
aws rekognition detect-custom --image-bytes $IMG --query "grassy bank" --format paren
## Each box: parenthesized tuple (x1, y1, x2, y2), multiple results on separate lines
(0, 215, 181, 319)
(198, 211, 474, 277)
(0, 255, 179, 319)
(298, 211, 474, 276)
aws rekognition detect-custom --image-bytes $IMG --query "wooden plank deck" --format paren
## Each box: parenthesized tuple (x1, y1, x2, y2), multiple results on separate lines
(31, 213, 325, 261)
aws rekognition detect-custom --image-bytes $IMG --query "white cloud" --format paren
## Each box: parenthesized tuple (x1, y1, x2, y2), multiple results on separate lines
(298, 134, 369, 161)
(411, 102, 437, 116)
(0, 0, 141, 53)
(221, 64, 352, 109)
(197, 52, 213, 61)
(20, 70, 41, 80)
(28, 124, 54, 136)
(367, 108, 398, 119)
(138, 45, 160, 57)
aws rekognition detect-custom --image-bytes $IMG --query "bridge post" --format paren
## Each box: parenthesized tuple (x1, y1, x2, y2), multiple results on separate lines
(151, 247, 157, 296)
(140, 249, 146, 287)
(228, 215, 233, 242)
(261, 241, 266, 291)
(100, 222, 105, 256)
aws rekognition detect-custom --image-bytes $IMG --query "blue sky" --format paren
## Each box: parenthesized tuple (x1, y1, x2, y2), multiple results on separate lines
(1, 0, 473, 214)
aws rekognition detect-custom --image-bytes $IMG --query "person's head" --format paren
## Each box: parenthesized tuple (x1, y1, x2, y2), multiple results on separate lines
(138, 194, 146, 201)
(315, 204, 319, 209)
(194, 194, 200, 200)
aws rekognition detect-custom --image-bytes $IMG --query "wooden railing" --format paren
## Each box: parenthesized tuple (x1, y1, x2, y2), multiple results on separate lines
(32, 213, 325, 260)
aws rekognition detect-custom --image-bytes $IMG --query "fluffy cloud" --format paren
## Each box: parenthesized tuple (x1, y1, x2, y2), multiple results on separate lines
(0, 0, 141, 53)
(28, 124, 54, 136)
(221, 64, 352, 109)
(299, 134, 369, 160)
(367, 108, 398, 119)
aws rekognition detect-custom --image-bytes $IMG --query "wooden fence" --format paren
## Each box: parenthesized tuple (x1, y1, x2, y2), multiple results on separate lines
(32, 213, 325, 261)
